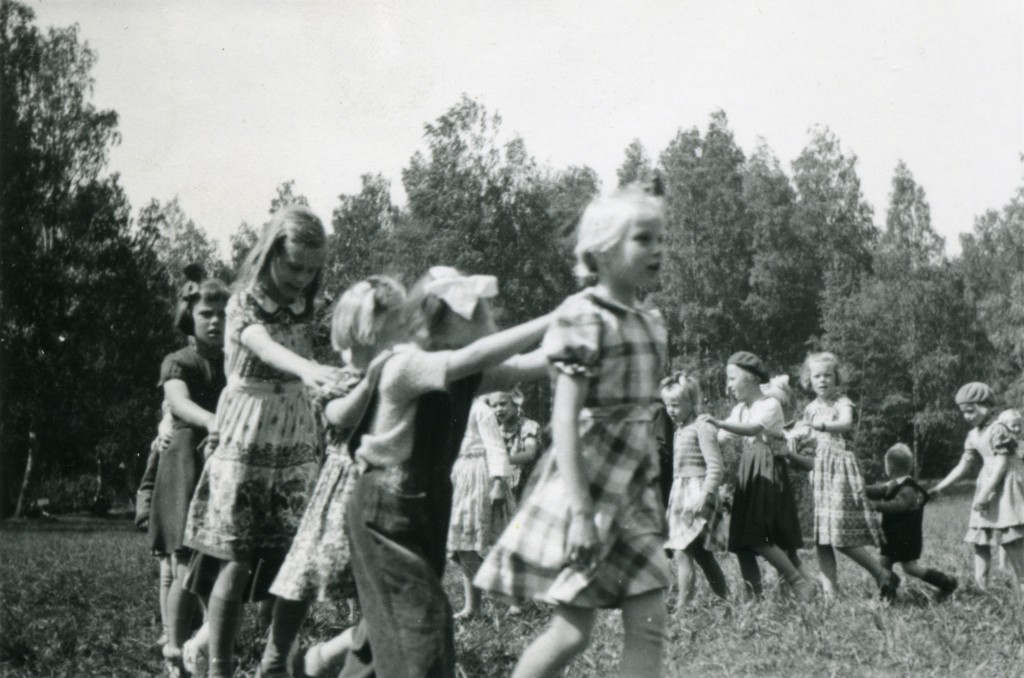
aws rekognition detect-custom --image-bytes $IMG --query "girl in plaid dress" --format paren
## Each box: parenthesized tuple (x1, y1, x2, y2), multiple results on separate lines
(932, 383, 1024, 592)
(662, 373, 729, 608)
(267, 276, 406, 678)
(475, 186, 671, 678)
(182, 205, 339, 678)
(801, 352, 897, 600)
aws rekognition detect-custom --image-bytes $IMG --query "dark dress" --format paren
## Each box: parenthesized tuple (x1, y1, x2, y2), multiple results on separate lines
(150, 346, 225, 556)
(339, 372, 482, 678)
(865, 478, 928, 564)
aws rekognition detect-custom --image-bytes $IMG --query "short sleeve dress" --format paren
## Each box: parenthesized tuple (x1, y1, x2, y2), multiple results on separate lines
(804, 396, 879, 548)
(183, 286, 322, 594)
(474, 288, 672, 608)
(725, 397, 803, 553)
(150, 346, 225, 557)
(963, 419, 1024, 547)
(271, 367, 365, 603)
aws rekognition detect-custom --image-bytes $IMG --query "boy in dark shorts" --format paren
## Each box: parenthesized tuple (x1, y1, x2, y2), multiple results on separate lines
(865, 443, 957, 600)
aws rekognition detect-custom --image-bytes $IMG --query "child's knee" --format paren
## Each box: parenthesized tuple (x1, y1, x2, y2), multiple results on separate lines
(622, 593, 667, 644)
(548, 611, 595, 656)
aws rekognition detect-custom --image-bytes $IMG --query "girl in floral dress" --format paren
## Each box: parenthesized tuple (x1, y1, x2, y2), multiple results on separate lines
(182, 205, 338, 678)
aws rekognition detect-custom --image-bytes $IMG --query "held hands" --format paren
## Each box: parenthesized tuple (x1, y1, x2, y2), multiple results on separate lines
(566, 507, 599, 573)
(302, 362, 343, 390)
(202, 430, 220, 460)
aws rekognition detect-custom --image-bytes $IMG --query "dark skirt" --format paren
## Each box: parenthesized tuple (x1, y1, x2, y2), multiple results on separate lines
(728, 442, 803, 552)
(150, 426, 203, 556)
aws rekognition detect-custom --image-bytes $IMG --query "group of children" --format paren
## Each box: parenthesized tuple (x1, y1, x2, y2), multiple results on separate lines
(135, 186, 1024, 678)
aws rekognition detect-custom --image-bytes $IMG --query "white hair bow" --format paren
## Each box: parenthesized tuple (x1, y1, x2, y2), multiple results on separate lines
(770, 374, 790, 388)
(424, 266, 499, 320)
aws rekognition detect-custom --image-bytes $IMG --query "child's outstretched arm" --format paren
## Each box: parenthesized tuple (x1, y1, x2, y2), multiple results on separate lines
(241, 325, 337, 388)
(477, 348, 549, 393)
(867, 485, 919, 514)
(446, 314, 552, 385)
(705, 417, 764, 438)
(551, 372, 599, 572)
(163, 381, 216, 431)
(931, 451, 977, 497)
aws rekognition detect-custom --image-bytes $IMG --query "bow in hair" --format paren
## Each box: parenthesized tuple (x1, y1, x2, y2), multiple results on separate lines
(423, 266, 498, 320)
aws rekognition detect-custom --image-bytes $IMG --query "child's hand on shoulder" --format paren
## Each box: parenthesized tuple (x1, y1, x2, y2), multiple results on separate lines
(698, 414, 720, 428)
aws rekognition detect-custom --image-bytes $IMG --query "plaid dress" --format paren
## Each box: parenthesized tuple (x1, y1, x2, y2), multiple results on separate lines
(805, 397, 879, 548)
(474, 289, 671, 608)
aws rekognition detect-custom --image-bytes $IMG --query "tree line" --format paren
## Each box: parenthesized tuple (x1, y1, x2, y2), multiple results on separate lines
(2, 1, 1022, 515)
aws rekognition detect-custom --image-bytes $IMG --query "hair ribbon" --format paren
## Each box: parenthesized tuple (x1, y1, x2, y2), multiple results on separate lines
(424, 266, 498, 320)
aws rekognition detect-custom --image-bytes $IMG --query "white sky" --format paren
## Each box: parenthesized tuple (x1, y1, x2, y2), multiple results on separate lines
(28, 0, 1024, 256)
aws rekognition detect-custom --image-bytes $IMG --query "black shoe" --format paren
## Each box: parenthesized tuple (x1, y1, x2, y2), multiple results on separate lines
(879, 571, 900, 602)
(936, 575, 958, 602)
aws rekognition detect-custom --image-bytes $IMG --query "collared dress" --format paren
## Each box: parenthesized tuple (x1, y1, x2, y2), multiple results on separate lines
(447, 399, 515, 555)
(270, 367, 365, 603)
(474, 288, 672, 608)
(962, 420, 1024, 546)
(183, 286, 322, 597)
(804, 397, 879, 548)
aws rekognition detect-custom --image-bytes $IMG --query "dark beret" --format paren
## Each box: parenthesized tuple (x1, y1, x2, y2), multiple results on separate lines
(728, 351, 768, 384)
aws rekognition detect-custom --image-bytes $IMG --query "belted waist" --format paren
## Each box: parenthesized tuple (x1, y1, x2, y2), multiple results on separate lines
(226, 376, 305, 395)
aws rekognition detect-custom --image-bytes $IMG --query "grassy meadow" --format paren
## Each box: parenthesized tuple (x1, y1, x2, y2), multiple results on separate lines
(2, 486, 1023, 677)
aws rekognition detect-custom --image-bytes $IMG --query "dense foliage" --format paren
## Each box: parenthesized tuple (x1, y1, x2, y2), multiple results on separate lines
(2, 3, 1023, 513)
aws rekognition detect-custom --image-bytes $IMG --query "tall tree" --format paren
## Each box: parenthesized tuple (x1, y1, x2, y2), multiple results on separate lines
(325, 173, 401, 297)
(136, 197, 222, 283)
(617, 139, 653, 187)
(879, 160, 944, 272)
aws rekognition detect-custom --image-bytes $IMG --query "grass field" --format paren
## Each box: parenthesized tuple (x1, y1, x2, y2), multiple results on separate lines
(2, 487, 1023, 677)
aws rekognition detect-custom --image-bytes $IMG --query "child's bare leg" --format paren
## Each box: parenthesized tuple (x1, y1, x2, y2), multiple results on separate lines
(973, 544, 992, 590)
(736, 550, 762, 598)
(511, 604, 596, 678)
(620, 590, 667, 678)
(836, 545, 885, 580)
(304, 627, 354, 678)
(816, 545, 839, 595)
(158, 556, 173, 643)
(674, 550, 696, 608)
(754, 544, 814, 600)
(454, 551, 483, 618)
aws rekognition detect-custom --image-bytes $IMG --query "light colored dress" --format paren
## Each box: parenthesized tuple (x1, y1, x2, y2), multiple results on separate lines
(474, 288, 671, 608)
(447, 399, 515, 554)
(271, 367, 365, 602)
(665, 421, 726, 550)
(804, 396, 878, 548)
(183, 286, 321, 562)
(963, 419, 1024, 546)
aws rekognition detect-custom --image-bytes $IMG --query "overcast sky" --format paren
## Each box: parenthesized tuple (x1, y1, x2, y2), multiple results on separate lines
(27, 1, 1024, 256)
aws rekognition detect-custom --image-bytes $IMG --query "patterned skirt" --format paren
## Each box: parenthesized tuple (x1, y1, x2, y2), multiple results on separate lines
(271, 449, 359, 602)
(183, 379, 320, 561)
(665, 476, 728, 551)
(448, 450, 515, 554)
(474, 407, 671, 609)
(812, 444, 878, 548)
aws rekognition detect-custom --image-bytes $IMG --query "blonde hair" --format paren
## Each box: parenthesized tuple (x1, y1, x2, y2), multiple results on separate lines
(660, 372, 702, 416)
(800, 351, 846, 390)
(234, 205, 326, 311)
(885, 443, 914, 476)
(330, 276, 406, 352)
(998, 408, 1022, 428)
(574, 184, 665, 280)
(761, 375, 796, 424)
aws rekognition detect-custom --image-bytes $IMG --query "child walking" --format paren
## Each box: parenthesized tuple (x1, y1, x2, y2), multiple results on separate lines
(865, 443, 957, 599)
(337, 266, 551, 678)
(931, 382, 1024, 592)
(801, 352, 897, 600)
(662, 373, 729, 608)
(475, 186, 672, 678)
(448, 396, 515, 619)
(154, 273, 229, 676)
(267, 276, 406, 678)
(704, 352, 814, 601)
(182, 205, 338, 678)
(489, 389, 542, 501)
